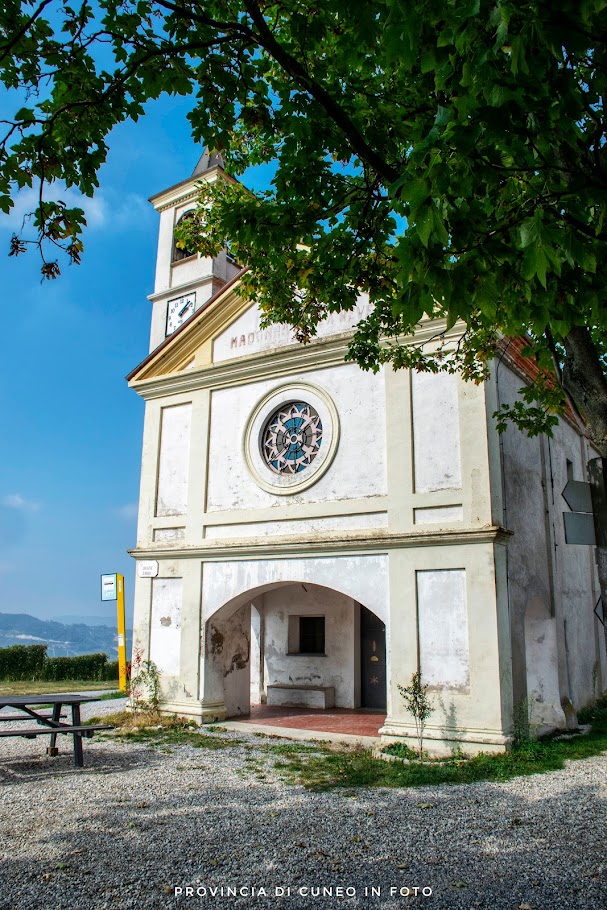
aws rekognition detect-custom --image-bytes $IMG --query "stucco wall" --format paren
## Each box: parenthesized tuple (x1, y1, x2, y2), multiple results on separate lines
(206, 603, 251, 717)
(201, 555, 389, 626)
(417, 568, 469, 688)
(206, 364, 387, 512)
(261, 584, 358, 707)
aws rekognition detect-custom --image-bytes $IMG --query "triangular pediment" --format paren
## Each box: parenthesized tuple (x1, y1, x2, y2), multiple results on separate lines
(127, 273, 372, 384)
(127, 275, 250, 382)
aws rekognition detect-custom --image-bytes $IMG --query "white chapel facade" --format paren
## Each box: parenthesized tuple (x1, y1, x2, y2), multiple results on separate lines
(127, 153, 607, 754)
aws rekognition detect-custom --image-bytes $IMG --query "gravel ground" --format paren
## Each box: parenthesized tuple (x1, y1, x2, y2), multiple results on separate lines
(1, 698, 606, 910)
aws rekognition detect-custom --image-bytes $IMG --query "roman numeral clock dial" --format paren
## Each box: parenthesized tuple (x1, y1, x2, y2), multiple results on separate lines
(166, 293, 196, 335)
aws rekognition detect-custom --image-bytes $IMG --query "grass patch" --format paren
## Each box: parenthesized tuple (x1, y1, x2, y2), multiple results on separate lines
(88, 710, 242, 749)
(82, 702, 607, 793)
(273, 708, 607, 791)
(261, 742, 331, 756)
(0, 680, 119, 696)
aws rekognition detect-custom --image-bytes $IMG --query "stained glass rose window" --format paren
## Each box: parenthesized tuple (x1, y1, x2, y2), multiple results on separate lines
(261, 401, 323, 475)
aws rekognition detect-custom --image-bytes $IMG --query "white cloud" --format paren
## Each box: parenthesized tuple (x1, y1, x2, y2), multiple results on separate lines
(116, 503, 138, 520)
(2, 493, 41, 512)
(0, 185, 151, 234)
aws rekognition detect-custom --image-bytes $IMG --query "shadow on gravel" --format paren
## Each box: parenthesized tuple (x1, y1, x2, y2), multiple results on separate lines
(1, 746, 606, 910)
(0, 744, 157, 785)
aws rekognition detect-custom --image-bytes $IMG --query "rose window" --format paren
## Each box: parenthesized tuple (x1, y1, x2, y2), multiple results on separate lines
(261, 401, 323, 475)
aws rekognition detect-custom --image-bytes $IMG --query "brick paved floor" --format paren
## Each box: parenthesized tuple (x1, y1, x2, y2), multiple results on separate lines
(235, 704, 385, 737)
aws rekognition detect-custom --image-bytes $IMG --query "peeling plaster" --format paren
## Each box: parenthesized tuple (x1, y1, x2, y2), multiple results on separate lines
(209, 626, 224, 655)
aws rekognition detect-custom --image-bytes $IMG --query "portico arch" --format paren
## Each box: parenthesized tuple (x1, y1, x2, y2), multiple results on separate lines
(201, 574, 388, 720)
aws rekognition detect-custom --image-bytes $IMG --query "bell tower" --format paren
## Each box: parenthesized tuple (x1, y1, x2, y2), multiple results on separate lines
(146, 149, 241, 352)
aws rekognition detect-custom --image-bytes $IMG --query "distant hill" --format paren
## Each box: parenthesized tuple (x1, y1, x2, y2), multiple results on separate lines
(52, 612, 129, 628)
(0, 612, 132, 658)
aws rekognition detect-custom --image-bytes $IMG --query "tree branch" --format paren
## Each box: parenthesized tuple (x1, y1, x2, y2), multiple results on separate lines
(0, 0, 54, 63)
(243, 0, 400, 185)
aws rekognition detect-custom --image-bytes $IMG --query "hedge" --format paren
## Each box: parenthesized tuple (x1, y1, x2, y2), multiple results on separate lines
(0, 644, 120, 682)
(0, 644, 47, 680)
(42, 653, 109, 681)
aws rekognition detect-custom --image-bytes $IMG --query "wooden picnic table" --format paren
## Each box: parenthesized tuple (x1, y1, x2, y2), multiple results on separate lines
(0, 693, 113, 767)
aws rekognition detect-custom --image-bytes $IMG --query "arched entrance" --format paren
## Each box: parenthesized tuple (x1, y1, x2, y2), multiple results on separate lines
(202, 581, 387, 721)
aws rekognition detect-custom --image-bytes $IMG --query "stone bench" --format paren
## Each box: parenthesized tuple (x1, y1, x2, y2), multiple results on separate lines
(266, 684, 335, 709)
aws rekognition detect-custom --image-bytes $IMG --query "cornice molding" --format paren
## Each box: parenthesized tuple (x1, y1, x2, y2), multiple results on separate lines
(129, 312, 472, 399)
(150, 168, 239, 212)
(129, 525, 511, 561)
(130, 334, 354, 398)
(155, 189, 199, 213)
(147, 273, 216, 304)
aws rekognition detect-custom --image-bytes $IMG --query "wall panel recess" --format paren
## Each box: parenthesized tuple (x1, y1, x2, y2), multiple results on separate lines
(150, 577, 182, 675)
(411, 372, 462, 492)
(417, 568, 469, 688)
(156, 403, 192, 516)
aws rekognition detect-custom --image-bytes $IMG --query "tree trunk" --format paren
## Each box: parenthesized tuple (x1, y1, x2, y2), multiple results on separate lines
(563, 327, 607, 458)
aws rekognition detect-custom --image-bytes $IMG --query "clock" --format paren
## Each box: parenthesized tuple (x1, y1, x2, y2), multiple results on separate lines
(166, 293, 196, 335)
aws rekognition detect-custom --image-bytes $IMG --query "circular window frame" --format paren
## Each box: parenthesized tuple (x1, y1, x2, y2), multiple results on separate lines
(244, 382, 340, 495)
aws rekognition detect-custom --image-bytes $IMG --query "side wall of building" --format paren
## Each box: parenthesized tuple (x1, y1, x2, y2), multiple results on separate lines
(493, 360, 607, 728)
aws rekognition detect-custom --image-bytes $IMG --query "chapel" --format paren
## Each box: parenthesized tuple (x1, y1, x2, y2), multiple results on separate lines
(127, 152, 607, 753)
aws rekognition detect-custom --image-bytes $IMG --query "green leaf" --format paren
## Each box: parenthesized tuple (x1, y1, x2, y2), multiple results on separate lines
(401, 177, 430, 212)
(519, 218, 539, 249)
(522, 244, 549, 288)
(416, 205, 434, 247)
(15, 107, 36, 123)
(445, 309, 458, 331)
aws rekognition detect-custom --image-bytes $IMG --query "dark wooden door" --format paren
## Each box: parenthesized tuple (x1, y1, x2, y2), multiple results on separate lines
(360, 606, 386, 710)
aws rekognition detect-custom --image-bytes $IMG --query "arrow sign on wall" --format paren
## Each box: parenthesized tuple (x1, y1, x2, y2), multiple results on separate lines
(562, 479, 595, 545)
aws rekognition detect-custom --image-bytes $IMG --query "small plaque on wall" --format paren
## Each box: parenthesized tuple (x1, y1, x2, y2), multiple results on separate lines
(138, 560, 159, 578)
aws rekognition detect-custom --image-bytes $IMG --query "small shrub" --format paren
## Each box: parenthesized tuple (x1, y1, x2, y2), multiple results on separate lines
(128, 648, 161, 713)
(397, 670, 434, 760)
(382, 742, 418, 760)
(578, 691, 607, 724)
(512, 697, 531, 746)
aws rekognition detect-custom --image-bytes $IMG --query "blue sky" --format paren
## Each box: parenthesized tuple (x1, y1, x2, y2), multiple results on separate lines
(0, 96, 228, 626)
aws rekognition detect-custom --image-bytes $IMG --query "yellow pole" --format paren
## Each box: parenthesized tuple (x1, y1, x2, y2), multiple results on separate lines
(116, 574, 127, 692)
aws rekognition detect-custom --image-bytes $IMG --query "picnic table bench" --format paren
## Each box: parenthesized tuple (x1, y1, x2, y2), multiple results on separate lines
(0, 711, 66, 722)
(0, 694, 114, 767)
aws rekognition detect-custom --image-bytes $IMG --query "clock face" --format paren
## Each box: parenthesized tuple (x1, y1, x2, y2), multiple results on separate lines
(166, 293, 196, 335)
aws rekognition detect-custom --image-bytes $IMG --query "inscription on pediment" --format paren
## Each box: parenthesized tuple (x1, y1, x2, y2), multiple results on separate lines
(213, 296, 372, 362)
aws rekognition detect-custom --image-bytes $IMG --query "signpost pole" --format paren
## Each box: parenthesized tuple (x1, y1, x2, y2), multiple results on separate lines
(116, 574, 127, 693)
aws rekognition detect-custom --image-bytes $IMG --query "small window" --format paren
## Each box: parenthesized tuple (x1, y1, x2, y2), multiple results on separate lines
(288, 616, 325, 654)
(172, 212, 197, 262)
